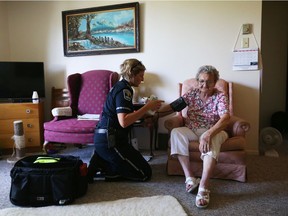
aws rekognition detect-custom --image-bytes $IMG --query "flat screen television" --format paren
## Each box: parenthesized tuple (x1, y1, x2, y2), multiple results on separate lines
(0, 61, 45, 102)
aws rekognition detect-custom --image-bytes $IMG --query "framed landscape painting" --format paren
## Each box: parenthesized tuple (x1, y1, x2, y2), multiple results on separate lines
(62, 2, 140, 57)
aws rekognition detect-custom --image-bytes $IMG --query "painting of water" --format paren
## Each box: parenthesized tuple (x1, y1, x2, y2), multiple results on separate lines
(62, 2, 140, 56)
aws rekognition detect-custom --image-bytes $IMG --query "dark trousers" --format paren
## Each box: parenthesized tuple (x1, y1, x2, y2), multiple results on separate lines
(88, 132, 152, 181)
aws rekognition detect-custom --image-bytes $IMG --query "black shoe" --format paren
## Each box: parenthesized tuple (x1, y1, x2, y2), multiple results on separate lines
(92, 171, 122, 182)
(87, 153, 102, 183)
(87, 153, 107, 183)
(105, 174, 123, 182)
(93, 171, 106, 181)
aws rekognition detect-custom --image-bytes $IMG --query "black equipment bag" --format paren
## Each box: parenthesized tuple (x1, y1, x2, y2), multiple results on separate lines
(10, 154, 88, 207)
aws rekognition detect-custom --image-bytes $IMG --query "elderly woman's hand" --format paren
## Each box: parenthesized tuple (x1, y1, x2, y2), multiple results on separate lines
(199, 132, 212, 153)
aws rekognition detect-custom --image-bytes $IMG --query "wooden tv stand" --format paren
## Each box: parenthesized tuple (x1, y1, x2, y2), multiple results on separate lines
(0, 102, 44, 152)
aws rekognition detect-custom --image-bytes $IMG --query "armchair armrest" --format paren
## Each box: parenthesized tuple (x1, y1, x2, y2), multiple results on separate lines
(226, 115, 250, 137)
(164, 114, 184, 133)
(51, 106, 72, 117)
(164, 114, 250, 137)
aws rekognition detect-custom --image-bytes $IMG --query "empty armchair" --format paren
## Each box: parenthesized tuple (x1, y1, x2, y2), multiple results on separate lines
(43, 70, 119, 152)
(164, 78, 250, 182)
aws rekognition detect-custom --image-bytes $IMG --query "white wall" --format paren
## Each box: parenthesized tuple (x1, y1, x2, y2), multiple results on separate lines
(2, 1, 262, 153)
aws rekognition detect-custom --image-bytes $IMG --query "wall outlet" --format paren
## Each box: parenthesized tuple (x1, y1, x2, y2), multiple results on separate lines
(242, 38, 249, 48)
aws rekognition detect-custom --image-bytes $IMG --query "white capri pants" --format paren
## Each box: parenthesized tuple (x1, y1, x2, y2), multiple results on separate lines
(170, 127, 228, 161)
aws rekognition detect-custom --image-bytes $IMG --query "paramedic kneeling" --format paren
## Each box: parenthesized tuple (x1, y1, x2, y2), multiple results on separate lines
(87, 58, 163, 182)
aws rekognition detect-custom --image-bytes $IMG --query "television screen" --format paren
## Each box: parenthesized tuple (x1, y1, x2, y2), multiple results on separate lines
(0, 62, 45, 102)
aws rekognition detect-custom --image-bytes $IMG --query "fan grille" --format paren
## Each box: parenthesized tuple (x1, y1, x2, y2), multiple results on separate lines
(260, 127, 283, 150)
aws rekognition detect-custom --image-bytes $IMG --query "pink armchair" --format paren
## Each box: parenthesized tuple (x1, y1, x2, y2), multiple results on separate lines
(43, 70, 119, 152)
(164, 78, 250, 182)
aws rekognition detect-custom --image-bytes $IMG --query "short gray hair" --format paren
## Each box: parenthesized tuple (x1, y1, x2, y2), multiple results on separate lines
(196, 65, 219, 82)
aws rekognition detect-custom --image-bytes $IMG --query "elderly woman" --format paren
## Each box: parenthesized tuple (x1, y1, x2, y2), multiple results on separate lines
(157, 65, 230, 208)
(87, 58, 163, 182)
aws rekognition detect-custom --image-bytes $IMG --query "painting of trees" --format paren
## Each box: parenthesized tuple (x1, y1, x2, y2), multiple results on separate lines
(62, 2, 139, 56)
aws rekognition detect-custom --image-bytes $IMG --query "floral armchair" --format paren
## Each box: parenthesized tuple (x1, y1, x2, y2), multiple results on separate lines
(164, 78, 250, 182)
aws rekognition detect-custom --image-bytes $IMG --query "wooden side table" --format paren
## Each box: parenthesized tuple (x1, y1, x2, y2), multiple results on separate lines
(50, 87, 70, 119)
(132, 104, 158, 157)
(51, 87, 70, 109)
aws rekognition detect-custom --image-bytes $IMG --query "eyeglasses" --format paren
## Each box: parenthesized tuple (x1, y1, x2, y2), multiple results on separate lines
(198, 79, 215, 86)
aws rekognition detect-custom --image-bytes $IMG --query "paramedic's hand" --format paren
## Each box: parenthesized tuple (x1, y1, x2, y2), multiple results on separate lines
(146, 99, 164, 111)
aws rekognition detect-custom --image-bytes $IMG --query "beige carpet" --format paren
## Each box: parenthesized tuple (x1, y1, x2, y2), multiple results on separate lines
(0, 195, 187, 216)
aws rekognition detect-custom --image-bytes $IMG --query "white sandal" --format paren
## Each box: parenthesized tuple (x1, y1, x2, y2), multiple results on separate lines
(185, 177, 200, 193)
(195, 187, 210, 208)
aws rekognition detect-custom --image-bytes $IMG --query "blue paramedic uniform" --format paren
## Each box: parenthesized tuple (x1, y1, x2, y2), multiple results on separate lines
(88, 79, 152, 182)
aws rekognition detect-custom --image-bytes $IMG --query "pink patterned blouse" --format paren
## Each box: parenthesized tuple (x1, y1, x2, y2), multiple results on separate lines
(182, 88, 229, 130)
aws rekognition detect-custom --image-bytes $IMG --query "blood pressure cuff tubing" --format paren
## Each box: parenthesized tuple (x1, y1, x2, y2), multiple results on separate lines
(170, 97, 187, 112)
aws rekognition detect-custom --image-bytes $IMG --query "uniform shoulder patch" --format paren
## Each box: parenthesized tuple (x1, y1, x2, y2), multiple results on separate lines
(123, 89, 132, 101)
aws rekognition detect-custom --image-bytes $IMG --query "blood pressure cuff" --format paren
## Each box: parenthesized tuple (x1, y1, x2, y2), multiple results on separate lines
(170, 97, 187, 112)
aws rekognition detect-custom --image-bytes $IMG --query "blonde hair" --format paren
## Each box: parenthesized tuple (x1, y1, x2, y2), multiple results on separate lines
(120, 59, 146, 80)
